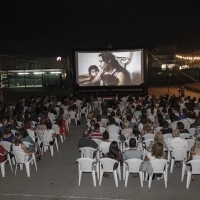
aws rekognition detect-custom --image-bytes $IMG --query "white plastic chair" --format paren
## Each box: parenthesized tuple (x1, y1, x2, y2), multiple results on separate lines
(101, 119, 108, 126)
(80, 147, 97, 159)
(68, 111, 77, 125)
(76, 157, 96, 187)
(31, 121, 38, 128)
(27, 129, 36, 143)
(16, 121, 23, 128)
(142, 139, 154, 159)
(163, 133, 173, 140)
(182, 160, 200, 189)
(12, 151, 37, 177)
(194, 110, 199, 116)
(188, 128, 196, 138)
(180, 133, 191, 139)
(23, 141, 35, 151)
(170, 148, 187, 173)
(170, 121, 178, 130)
(107, 125, 120, 135)
(99, 127, 106, 133)
(179, 119, 191, 130)
(164, 139, 171, 162)
(148, 159, 168, 188)
(37, 130, 59, 156)
(142, 134, 155, 140)
(124, 159, 144, 187)
(186, 139, 195, 156)
(147, 115, 155, 122)
(11, 130, 19, 137)
(52, 124, 64, 143)
(0, 153, 8, 177)
(79, 147, 99, 180)
(99, 158, 119, 187)
(99, 141, 111, 158)
(81, 107, 87, 120)
(109, 132, 120, 140)
(0, 141, 14, 170)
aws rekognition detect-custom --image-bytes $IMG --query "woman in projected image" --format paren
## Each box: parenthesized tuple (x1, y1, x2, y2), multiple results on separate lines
(90, 52, 131, 86)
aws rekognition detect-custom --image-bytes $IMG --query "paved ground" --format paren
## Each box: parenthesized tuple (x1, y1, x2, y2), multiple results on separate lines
(0, 87, 200, 200)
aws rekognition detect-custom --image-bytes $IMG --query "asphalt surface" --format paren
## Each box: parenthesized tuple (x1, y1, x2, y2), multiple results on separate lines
(0, 87, 200, 200)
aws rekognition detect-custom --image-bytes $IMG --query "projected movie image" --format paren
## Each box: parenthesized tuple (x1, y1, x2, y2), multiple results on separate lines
(76, 50, 144, 86)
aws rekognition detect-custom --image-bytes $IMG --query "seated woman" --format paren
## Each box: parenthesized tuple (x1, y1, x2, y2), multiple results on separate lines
(22, 129, 35, 152)
(146, 131, 164, 152)
(185, 137, 200, 181)
(38, 117, 47, 131)
(96, 115, 105, 127)
(55, 114, 67, 137)
(2, 126, 14, 143)
(141, 123, 154, 137)
(99, 131, 111, 157)
(104, 141, 122, 178)
(12, 133, 35, 162)
(144, 142, 164, 180)
(43, 122, 57, 146)
(121, 120, 132, 136)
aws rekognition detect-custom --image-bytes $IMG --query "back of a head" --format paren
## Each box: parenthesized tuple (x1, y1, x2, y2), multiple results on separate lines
(111, 111, 115, 117)
(151, 141, 164, 158)
(94, 123, 100, 130)
(83, 130, 89, 138)
(46, 122, 52, 129)
(124, 120, 130, 128)
(97, 115, 101, 122)
(129, 138, 136, 148)
(110, 117, 115, 124)
(14, 132, 22, 145)
(103, 130, 109, 140)
(4, 126, 11, 134)
(163, 120, 169, 128)
(154, 131, 164, 143)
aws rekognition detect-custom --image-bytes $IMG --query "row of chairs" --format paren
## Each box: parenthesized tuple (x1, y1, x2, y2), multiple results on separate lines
(77, 147, 200, 189)
(76, 156, 169, 188)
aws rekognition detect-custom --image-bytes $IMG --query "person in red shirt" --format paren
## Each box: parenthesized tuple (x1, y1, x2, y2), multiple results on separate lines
(0, 145, 8, 163)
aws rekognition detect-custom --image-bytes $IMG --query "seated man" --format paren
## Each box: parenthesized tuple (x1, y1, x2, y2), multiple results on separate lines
(78, 130, 98, 159)
(123, 138, 142, 160)
(90, 123, 103, 140)
(78, 130, 98, 150)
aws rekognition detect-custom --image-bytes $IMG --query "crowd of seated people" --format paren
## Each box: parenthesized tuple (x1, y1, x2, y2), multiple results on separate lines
(1, 91, 200, 183)
(0, 93, 89, 167)
(77, 92, 200, 182)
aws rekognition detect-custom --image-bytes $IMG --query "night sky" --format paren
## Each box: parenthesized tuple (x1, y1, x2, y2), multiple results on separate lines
(1, 0, 200, 57)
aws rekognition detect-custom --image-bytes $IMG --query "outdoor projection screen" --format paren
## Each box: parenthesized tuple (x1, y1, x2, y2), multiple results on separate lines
(75, 49, 144, 87)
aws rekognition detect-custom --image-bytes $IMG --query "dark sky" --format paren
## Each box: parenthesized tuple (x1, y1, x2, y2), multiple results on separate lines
(1, 0, 200, 56)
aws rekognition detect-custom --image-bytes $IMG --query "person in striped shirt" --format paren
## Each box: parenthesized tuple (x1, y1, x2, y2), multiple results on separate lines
(90, 123, 103, 140)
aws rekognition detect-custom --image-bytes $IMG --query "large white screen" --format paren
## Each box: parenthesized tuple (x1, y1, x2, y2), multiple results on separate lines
(75, 50, 144, 86)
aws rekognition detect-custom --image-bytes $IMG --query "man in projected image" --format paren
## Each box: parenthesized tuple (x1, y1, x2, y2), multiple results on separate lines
(89, 52, 131, 86)
(88, 65, 99, 82)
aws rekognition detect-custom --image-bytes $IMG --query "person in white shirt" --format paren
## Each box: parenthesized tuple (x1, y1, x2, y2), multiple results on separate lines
(43, 122, 57, 146)
(167, 128, 188, 167)
(99, 131, 111, 157)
